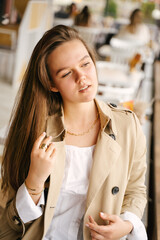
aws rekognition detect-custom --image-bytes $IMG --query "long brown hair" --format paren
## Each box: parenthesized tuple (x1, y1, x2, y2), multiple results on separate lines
(1, 25, 96, 194)
(130, 8, 141, 25)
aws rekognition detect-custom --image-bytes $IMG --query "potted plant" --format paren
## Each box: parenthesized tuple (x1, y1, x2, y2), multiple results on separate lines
(104, 0, 117, 18)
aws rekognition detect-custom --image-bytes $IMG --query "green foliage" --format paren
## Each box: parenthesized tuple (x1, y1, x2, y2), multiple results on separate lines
(104, 0, 117, 18)
(141, 2, 155, 23)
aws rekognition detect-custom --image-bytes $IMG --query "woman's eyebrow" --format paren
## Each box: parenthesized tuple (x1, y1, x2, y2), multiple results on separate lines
(56, 67, 68, 76)
(56, 55, 90, 76)
(80, 55, 90, 62)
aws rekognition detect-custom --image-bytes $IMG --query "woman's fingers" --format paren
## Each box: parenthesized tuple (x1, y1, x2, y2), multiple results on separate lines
(100, 212, 116, 222)
(28, 133, 56, 190)
(87, 216, 107, 236)
(45, 142, 56, 157)
(90, 229, 104, 240)
(89, 216, 98, 225)
(39, 136, 52, 150)
(33, 132, 46, 149)
(100, 212, 118, 225)
(33, 133, 54, 153)
(86, 214, 131, 240)
(87, 222, 107, 234)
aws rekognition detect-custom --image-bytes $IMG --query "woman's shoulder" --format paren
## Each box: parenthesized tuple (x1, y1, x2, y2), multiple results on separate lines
(96, 99, 145, 142)
(107, 103, 144, 140)
(97, 99, 133, 116)
(108, 102, 132, 113)
(96, 99, 139, 129)
(108, 102, 138, 125)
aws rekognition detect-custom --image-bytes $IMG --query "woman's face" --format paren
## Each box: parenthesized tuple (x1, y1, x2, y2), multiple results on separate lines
(48, 39, 98, 105)
(133, 11, 143, 24)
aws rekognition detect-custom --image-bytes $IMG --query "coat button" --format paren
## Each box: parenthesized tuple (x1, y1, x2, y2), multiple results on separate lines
(109, 134, 116, 140)
(112, 186, 119, 195)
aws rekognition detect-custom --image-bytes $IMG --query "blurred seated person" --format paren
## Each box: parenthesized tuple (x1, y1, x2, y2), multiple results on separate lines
(74, 6, 91, 27)
(116, 8, 151, 46)
(67, 2, 79, 18)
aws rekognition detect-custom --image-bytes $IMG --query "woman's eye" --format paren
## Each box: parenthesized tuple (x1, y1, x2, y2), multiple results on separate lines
(62, 71, 71, 78)
(82, 62, 90, 67)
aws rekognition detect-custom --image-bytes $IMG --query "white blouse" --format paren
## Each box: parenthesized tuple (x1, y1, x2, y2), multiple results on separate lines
(118, 23, 151, 45)
(16, 145, 147, 240)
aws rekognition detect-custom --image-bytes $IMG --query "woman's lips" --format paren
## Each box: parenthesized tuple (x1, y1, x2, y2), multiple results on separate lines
(79, 85, 90, 92)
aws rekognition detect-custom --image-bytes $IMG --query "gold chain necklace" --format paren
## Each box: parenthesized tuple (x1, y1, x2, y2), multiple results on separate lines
(66, 113, 99, 137)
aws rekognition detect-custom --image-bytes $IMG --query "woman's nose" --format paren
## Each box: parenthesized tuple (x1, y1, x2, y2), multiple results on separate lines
(76, 71, 86, 84)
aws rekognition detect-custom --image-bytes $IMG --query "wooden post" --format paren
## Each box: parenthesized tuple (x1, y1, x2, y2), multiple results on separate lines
(154, 60, 160, 239)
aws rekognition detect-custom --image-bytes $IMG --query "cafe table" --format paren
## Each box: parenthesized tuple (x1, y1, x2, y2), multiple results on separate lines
(96, 61, 144, 103)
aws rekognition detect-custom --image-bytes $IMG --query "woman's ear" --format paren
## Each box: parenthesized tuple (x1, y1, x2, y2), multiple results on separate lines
(50, 87, 59, 92)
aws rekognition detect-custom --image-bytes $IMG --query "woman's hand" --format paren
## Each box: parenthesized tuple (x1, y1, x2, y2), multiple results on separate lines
(26, 132, 56, 190)
(86, 212, 133, 240)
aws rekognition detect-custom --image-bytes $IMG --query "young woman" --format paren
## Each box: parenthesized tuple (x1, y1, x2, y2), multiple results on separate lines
(117, 8, 151, 46)
(0, 25, 147, 240)
(74, 5, 91, 27)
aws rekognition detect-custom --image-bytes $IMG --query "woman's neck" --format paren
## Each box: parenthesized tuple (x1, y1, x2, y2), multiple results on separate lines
(63, 100, 100, 147)
(63, 100, 98, 129)
(128, 23, 140, 34)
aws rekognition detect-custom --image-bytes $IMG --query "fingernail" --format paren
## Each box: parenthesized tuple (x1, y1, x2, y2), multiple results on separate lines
(85, 223, 89, 227)
(43, 132, 46, 135)
(100, 212, 105, 216)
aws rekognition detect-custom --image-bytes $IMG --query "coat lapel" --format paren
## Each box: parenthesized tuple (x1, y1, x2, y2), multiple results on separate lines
(43, 141, 65, 237)
(86, 130, 121, 211)
(43, 112, 66, 237)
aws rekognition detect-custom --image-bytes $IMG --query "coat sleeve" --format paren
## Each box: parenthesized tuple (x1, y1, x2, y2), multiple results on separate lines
(121, 113, 147, 219)
(0, 194, 32, 239)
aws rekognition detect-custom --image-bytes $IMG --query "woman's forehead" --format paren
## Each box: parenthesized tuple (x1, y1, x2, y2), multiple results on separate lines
(53, 39, 88, 56)
(48, 39, 90, 70)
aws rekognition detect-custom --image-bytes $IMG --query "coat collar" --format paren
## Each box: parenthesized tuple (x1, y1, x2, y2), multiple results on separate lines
(46, 98, 117, 140)
(95, 98, 117, 136)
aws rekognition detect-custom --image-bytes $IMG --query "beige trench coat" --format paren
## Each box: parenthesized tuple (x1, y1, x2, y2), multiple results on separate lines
(0, 99, 147, 240)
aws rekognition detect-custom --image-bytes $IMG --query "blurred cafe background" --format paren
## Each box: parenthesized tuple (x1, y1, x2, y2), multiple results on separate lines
(0, 0, 160, 239)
